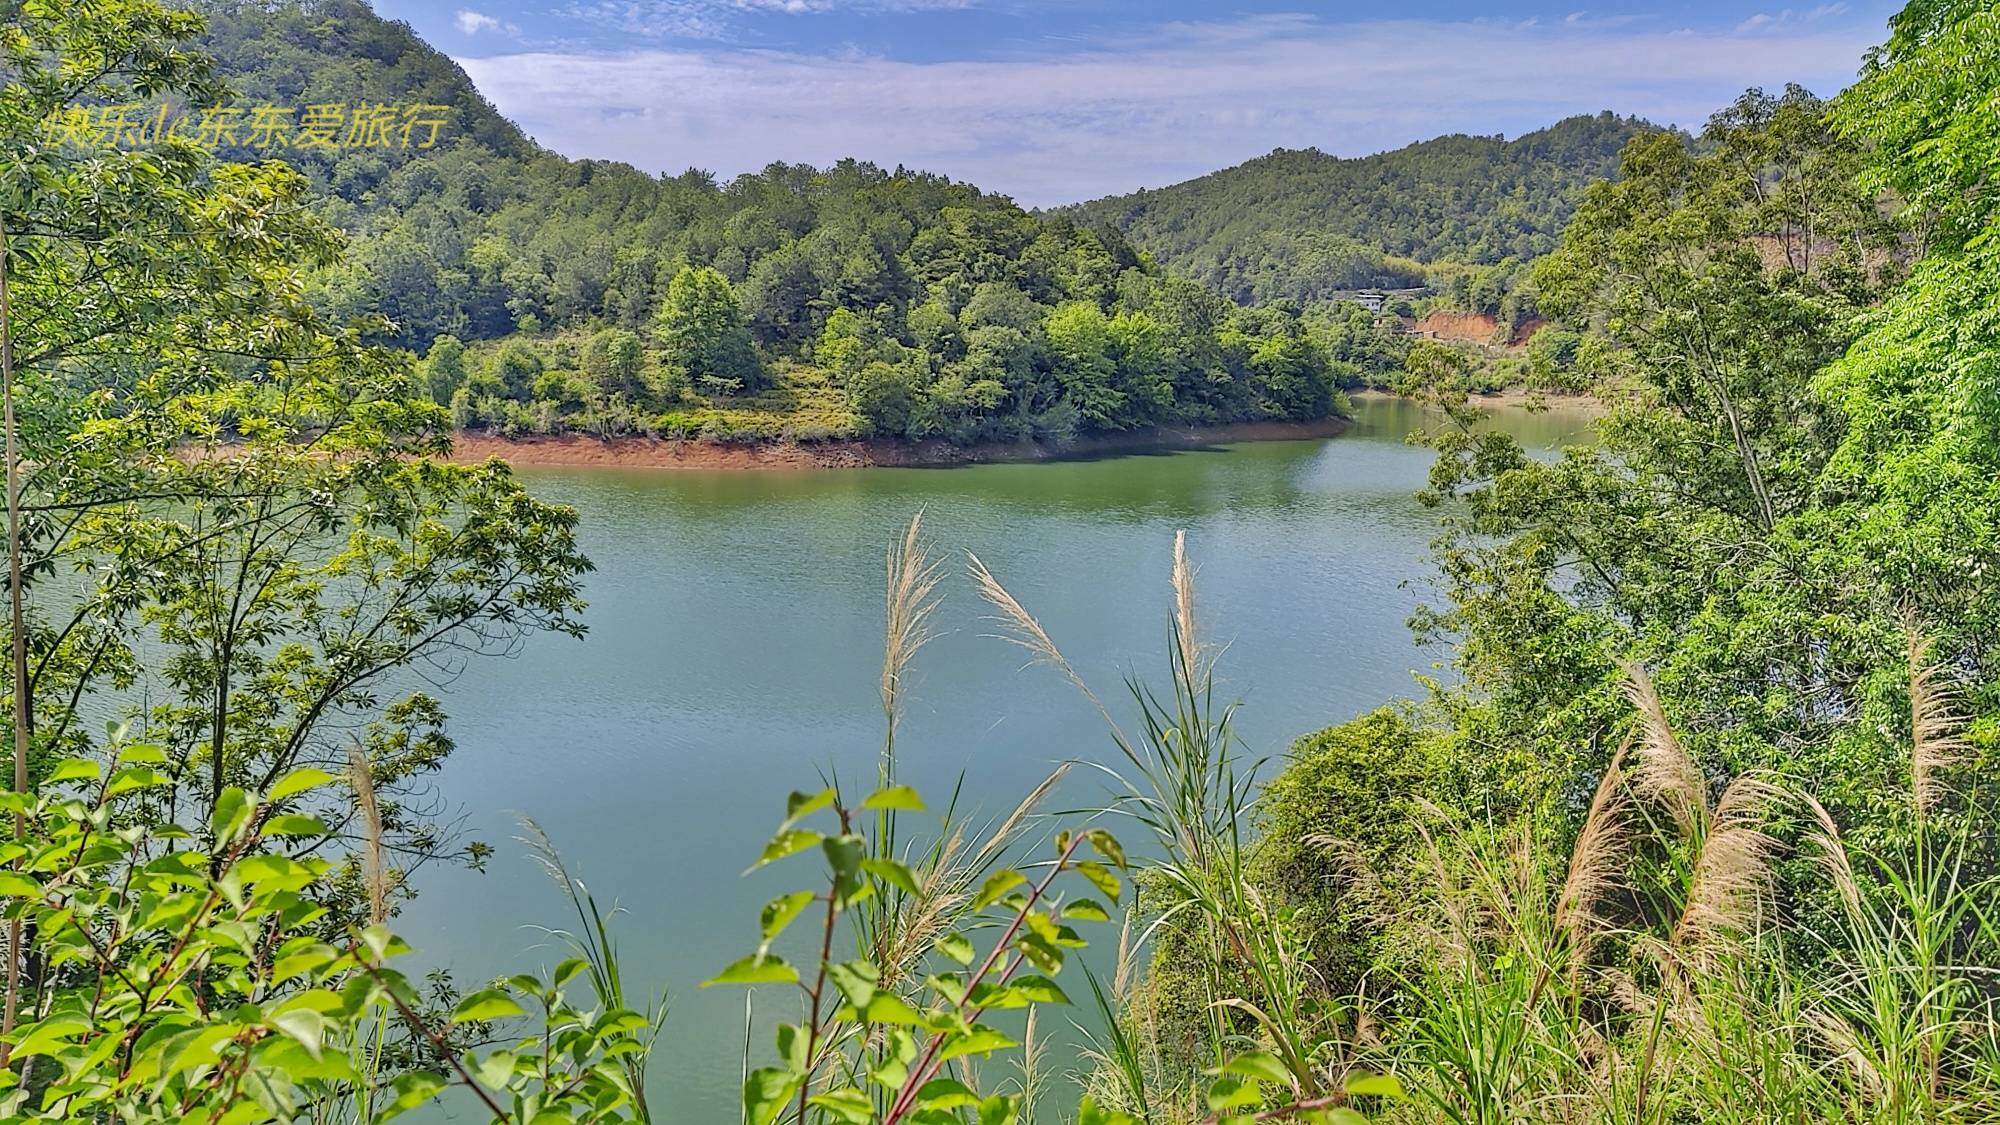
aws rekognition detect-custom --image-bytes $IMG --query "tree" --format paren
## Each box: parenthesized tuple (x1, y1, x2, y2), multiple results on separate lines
(740, 242, 820, 350)
(655, 266, 764, 394)
(1413, 85, 1937, 851)
(489, 341, 544, 400)
(1107, 311, 1175, 422)
(1248, 334, 1334, 420)
(585, 327, 647, 398)
(1533, 87, 1891, 531)
(906, 300, 964, 368)
(851, 361, 918, 437)
(0, 0, 593, 1052)
(420, 334, 469, 405)
(1044, 301, 1125, 429)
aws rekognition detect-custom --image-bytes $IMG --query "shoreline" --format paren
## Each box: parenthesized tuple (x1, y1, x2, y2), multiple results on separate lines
(1347, 385, 1608, 412)
(447, 416, 1352, 471)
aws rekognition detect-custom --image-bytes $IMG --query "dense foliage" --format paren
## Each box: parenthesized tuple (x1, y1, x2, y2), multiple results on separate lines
(185, 0, 1359, 444)
(1099, 16, 2000, 1125)
(1066, 114, 1652, 305)
(5, 0, 2000, 1123)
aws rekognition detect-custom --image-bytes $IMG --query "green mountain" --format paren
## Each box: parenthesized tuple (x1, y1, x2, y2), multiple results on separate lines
(185, 0, 1374, 443)
(1064, 114, 1656, 305)
(183, 2, 1649, 440)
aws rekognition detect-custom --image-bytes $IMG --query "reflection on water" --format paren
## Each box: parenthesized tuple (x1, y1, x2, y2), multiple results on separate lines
(395, 396, 1592, 1120)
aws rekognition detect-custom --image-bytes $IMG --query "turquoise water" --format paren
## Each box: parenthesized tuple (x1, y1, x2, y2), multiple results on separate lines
(396, 396, 1590, 1119)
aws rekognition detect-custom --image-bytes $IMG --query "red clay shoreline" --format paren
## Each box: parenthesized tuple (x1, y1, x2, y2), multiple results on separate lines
(446, 416, 1353, 471)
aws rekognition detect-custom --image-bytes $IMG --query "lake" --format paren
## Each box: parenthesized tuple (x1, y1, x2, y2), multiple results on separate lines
(395, 395, 1590, 1120)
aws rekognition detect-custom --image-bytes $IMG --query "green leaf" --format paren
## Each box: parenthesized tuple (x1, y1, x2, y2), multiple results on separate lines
(783, 788, 835, 827)
(451, 989, 527, 1024)
(1006, 974, 1070, 1005)
(938, 1025, 1016, 1061)
(4, 1017, 88, 1059)
(167, 1025, 241, 1077)
(977, 1093, 1021, 1125)
(862, 991, 927, 1026)
(821, 834, 866, 880)
(868, 1026, 917, 1089)
(105, 766, 170, 797)
(775, 1023, 808, 1071)
(261, 814, 329, 838)
(826, 959, 880, 1007)
(389, 1071, 447, 1114)
(807, 1087, 874, 1124)
(1063, 897, 1112, 923)
(359, 923, 404, 961)
(1015, 931, 1064, 974)
(0, 873, 40, 899)
(759, 890, 817, 943)
(861, 858, 920, 896)
(1222, 1050, 1293, 1086)
(744, 1066, 803, 1125)
(973, 869, 1026, 911)
(753, 829, 824, 870)
(935, 932, 975, 965)
(861, 784, 926, 812)
(268, 767, 342, 803)
(914, 1078, 981, 1109)
(1207, 1076, 1260, 1111)
(1085, 829, 1127, 868)
(210, 786, 252, 843)
(44, 759, 100, 785)
(1344, 1073, 1406, 1100)
(116, 742, 169, 766)
(474, 1049, 516, 1090)
(1076, 861, 1122, 904)
(268, 1007, 327, 1060)
(704, 954, 800, 988)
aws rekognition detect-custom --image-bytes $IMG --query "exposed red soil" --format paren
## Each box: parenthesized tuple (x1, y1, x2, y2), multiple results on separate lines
(1416, 309, 1500, 344)
(1412, 311, 1547, 348)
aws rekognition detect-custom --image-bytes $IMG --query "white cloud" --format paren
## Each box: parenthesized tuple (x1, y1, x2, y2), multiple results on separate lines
(456, 9, 502, 34)
(1737, 4, 1853, 33)
(566, 0, 976, 41)
(458, 11, 1887, 206)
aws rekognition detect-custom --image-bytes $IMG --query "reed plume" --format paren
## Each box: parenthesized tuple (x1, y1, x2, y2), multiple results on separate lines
(1553, 742, 1631, 952)
(970, 551, 1128, 742)
(1622, 663, 1707, 840)
(1802, 793, 1862, 922)
(881, 511, 943, 733)
(1905, 624, 1965, 822)
(1171, 529, 1202, 686)
(1672, 774, 1783, 954)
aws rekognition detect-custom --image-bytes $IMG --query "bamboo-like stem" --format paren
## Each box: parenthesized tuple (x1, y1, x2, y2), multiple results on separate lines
(883, 833, 1085, 1124)
(0, 209, 28, 1068)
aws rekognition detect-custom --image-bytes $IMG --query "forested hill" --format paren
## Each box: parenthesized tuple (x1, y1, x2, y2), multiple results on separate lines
(182, 0, 1371, 444)
(1064, 114, 1656, 304)
(198, 0, 1129, 354)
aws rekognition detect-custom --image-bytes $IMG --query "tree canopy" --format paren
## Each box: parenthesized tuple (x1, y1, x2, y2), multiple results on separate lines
(1066, 113, 1655, 304)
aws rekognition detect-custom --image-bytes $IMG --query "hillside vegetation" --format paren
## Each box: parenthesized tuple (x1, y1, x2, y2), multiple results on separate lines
(4, 2, 2000, 1124)
(1064, 113, 1652, 305)
(191, 0, 1362, 444)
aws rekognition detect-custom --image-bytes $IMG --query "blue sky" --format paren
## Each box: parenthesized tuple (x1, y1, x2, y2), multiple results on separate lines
(378, 0, 1901, 205)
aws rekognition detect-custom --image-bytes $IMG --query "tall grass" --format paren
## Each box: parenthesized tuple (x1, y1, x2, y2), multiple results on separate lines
(386, 521, 1997, 1125)
(1044, 540, 1999, 1125)
(977, 532, 1357, 1117)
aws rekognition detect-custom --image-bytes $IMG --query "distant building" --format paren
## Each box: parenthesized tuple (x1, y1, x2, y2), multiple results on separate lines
(1351, 291, 1387, 314)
